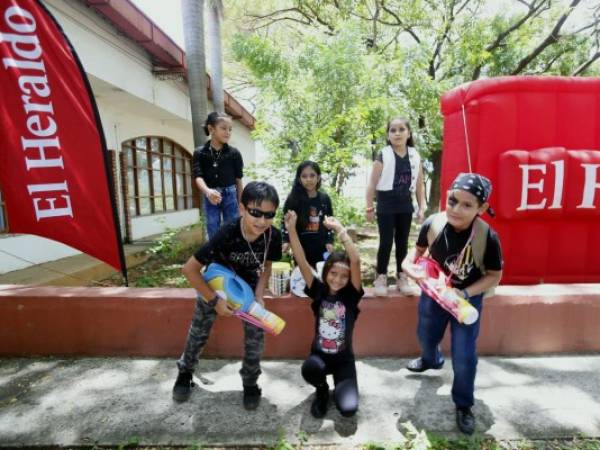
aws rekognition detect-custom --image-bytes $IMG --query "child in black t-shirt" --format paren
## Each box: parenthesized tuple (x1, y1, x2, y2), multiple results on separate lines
(173, 182, 282, 410)
(282, 161, 334, 268)
(285, 211, 364, 418)
(192, 112, 245, 239)
(401, 172, 503, 435)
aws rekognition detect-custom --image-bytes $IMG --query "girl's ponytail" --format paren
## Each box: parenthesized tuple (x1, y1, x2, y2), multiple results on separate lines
(204, 111, 230, 136)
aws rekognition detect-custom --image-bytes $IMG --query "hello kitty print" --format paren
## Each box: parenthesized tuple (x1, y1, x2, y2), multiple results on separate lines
(318, 300, 346, 354)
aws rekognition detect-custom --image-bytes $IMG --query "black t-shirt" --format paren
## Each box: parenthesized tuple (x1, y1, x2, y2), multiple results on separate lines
(376, 151, 413, 214)
(194, 217, 282, 288)
(416, 216, 503, 290)
(305, 278, 364, 357)
(282, 192, 334, 243)
(192, 142, 244, 188)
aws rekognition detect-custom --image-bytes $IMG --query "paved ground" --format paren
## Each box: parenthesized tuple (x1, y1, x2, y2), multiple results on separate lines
(1, 355, 599, 448)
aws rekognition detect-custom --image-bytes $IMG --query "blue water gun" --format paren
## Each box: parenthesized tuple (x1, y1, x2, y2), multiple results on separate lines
(202, 263, 286, 335)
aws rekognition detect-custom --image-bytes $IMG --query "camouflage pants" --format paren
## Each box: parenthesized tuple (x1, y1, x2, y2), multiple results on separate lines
(177, 297, 264, 386)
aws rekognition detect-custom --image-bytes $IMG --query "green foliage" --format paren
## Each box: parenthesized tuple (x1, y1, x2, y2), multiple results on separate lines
(183, 444, 204, 450)
(117, 436, 140, 450)
(267, 429, 308, 450)
(328, 189, 366, 228)
(232, 22, 403, 194)
(125, 226, 201, 287)
(149, 227, 183, 260)
(361, 435, 600, 450)
(226, 0, 598, 208)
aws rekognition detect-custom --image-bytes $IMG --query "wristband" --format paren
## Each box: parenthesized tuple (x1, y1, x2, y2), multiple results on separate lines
(461, 289, 470, 300)
(206, 294, 221, 308)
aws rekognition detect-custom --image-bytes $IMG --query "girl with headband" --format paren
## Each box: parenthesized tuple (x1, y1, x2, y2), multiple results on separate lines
(284, 211, 364, 419)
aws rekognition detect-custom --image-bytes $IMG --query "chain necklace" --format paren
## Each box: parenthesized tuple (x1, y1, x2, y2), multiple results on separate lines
(240, 218, 271, 276)
(443, 223, 475, 282)
(210, 145, 223, 168)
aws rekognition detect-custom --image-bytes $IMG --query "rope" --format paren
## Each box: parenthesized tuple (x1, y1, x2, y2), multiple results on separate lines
(461, 103, 473, 173)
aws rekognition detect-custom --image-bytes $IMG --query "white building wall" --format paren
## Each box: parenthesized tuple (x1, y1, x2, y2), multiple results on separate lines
(0, 0, 257, 274)
(130, 210, 201, 241)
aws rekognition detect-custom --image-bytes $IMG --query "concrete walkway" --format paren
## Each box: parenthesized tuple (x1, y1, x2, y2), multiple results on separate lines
(0, 228, 202, 287)
(1, 355, 599, 447)
(0, 243, 149, 287)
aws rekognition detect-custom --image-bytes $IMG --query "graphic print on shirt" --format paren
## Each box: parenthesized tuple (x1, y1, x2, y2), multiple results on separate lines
(444, 242, 474, 281)
(229, 250, 265, 267)
(318, 300, 346, 354)
(306, 206, 320, 232)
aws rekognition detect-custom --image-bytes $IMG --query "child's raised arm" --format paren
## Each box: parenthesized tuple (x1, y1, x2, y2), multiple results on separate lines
(284, 210, 314, 289)
(324, 216, 361, 291)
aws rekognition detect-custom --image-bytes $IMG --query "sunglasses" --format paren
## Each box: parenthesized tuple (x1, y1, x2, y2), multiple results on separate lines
(247, 208, 276, 219)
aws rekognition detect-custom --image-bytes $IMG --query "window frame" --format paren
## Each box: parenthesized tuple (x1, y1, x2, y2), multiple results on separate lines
(123, 136, 194, 218)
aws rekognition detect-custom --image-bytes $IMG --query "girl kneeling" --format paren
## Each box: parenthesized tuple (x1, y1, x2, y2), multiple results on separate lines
(284, 211, 364, 418)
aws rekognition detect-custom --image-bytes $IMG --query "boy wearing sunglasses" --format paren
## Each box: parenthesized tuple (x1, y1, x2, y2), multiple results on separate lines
(173, 181, 282, 410)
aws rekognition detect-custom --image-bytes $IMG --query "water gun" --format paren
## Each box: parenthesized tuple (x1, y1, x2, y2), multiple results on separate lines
(414, 256, 479, 325)
(202, 263, 286, 335)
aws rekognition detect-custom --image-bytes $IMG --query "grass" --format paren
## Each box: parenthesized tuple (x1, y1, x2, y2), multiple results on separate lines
(84, 436, 600, 450)
(99, 227, 202, 288)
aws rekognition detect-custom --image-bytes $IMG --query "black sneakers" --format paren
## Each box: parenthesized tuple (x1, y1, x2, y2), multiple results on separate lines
(172, 371, 194, 402)
(456, 406, 475, 435)
(243, 384, 262, 410)
(406, 357, 445, 373)
(310, 383, 329, 418)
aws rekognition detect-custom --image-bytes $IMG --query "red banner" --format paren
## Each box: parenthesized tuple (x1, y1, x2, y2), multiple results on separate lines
(0, 0, 126, 275)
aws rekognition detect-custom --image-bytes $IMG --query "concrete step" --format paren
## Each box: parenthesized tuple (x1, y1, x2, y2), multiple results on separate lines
(0, 227, 204, 287)
(0, 243, 150, 287)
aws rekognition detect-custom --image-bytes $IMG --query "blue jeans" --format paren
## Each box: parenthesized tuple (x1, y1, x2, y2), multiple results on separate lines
(416, 291, 483, 408)
(204, 185, 239, 239)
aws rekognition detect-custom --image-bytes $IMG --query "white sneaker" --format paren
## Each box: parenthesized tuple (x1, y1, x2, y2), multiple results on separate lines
(373, 274, 388, 296)
(397, 272, 420, 296)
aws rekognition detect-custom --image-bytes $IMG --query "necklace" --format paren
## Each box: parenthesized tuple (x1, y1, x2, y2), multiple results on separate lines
(240, 218, 271, 276)
(210, 145, 223, 168)
(443, 224, 475, 281)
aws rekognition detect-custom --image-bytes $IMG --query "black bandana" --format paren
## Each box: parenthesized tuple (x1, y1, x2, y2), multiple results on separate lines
(450, 172, 495, 217)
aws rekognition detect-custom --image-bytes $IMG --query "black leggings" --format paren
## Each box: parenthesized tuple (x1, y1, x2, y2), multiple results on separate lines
(376, 212, 413, 275)
(301, 353, 359, 417)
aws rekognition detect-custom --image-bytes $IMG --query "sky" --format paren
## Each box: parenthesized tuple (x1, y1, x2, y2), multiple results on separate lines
(130, 0, 184, 47)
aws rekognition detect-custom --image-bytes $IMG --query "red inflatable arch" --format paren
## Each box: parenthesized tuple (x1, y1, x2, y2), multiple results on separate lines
(441, 76, 600, 284)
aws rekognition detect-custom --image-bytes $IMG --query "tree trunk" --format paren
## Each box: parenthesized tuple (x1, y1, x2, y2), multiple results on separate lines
(207, 1, 225, 113)
(182, 0, 208, 148)
(428, 150, 442, 215)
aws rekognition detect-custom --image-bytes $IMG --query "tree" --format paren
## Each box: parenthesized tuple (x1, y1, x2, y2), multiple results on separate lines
(182, 0, 208, 148)
(207, 0, 225, 113)
(232, 24, 402, 195)
(228, 0, 600, 210)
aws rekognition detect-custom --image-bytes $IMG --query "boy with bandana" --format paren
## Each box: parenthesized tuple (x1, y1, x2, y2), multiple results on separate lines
(401, 172, 503, 435)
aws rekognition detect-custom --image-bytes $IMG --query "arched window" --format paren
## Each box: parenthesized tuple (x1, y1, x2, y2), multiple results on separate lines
(123, 137, 193, 216)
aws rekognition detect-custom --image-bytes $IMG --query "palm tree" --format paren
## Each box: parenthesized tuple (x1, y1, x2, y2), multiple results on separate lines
(207, 0, 225, 113)
(181, 0, 208, 148)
